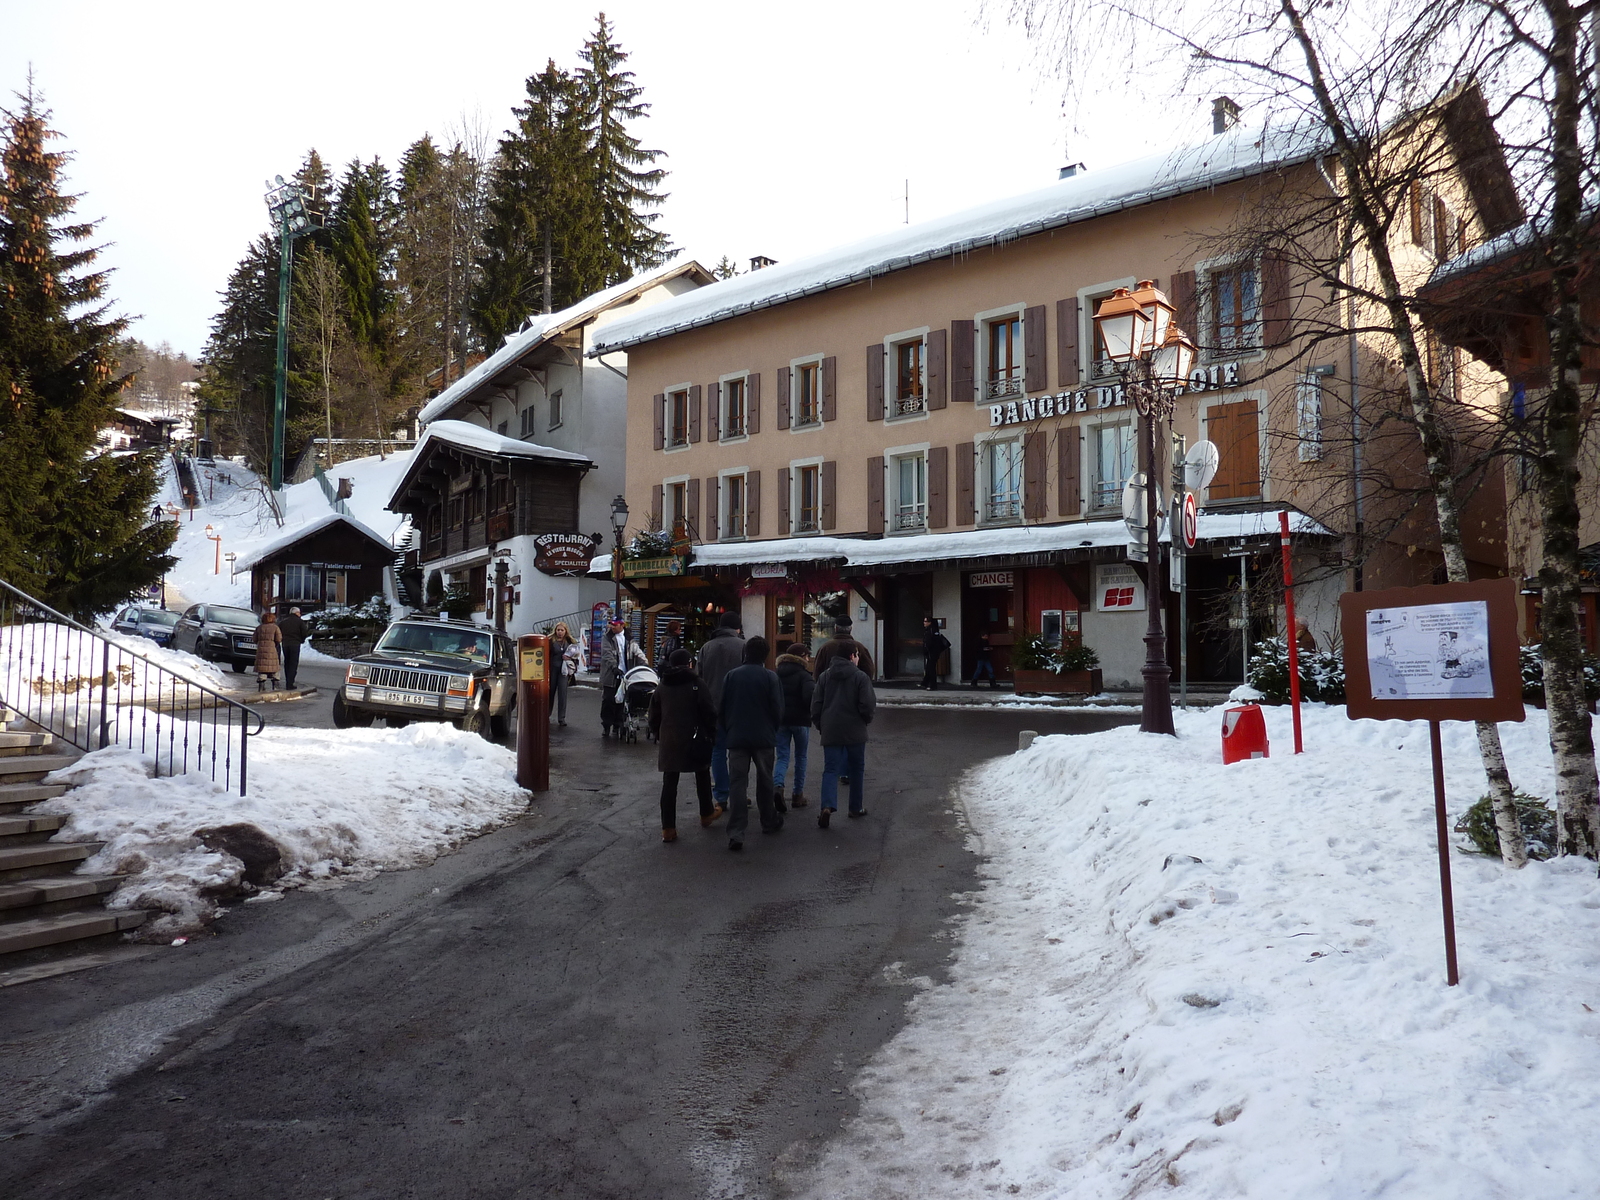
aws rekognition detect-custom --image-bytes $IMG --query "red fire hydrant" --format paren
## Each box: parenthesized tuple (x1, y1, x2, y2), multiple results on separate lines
(1221, 703, 1270, 764)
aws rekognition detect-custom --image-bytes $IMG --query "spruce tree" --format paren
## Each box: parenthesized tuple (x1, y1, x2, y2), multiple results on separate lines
(0, 89, 173, 616)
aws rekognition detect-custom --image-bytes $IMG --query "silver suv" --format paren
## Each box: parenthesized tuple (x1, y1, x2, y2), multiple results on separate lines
(332, 616, 517, 740)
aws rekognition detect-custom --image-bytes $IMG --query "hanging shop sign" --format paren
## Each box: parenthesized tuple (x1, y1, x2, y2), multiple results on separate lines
(988, 362, 1243, 429)
(750, 563, 789, 580)
(620, 554, 688, 579)
(1094, 562, 1146, 612)
(968, 571, 1015, 589)
(534, 533, 603, 577)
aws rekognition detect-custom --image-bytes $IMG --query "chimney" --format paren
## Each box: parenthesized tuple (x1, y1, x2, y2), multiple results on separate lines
(1058, 162, 1086, 180)
(1213, 96, 1241, 135)
(749, 255, 777, 272)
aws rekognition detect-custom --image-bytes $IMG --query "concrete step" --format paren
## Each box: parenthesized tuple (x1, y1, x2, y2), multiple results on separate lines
(0, 908, 146, 957)
(0, 754, 78, 785)
(0, 731, 54, 757)
(0, 874, 120, 913)
(0, 841, 101, 883)
(0, 782, 68, 813)
(0, 812, 67, 843)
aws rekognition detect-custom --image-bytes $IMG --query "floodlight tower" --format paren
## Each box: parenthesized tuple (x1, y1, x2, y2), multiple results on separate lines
(264, 175, 323, 491)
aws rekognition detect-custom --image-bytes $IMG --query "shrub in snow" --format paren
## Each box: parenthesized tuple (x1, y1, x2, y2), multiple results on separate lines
(626, 528, 676, 559)
(1248, 636, 1345, 703)
(1519, 642, 1600, 705)
(441, 582, 476, 619)
(1456, 790, 1557, 860)
(1012, 629, 1100, 673)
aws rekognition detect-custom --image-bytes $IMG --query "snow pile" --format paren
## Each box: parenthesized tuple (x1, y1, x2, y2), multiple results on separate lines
(39, 722, 528, 939)
(796, 704, 1600, 1199)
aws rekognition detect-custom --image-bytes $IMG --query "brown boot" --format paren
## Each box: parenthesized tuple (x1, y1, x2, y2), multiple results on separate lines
(790, 793, 809, 808)
(661, 828, 678, 843)
(700, 805, 725, 828)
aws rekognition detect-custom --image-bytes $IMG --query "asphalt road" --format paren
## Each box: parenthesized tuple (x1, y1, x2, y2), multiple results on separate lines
(0, 685, 1135, 1200)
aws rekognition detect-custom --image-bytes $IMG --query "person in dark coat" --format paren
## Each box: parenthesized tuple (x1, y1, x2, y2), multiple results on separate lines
(971, 631, 998, 689)
(811, 646, 876, 827)
(920, 616, 951, 690)
(717, 636, 783, 851)
(277, 606, 306, 689)
(773, 642, 815, 808)
(695, 612, 745, 809)
(812, 615, 875, 679)
(252, 612, 283, 692)
(647, 649, 721, 842)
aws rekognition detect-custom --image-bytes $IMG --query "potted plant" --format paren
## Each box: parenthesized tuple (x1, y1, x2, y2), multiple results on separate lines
(1054, 635, 1103, 695)
(1012, 630, 1071, 695)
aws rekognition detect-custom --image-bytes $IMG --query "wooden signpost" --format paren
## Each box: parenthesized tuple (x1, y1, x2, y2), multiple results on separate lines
(1339, 577, 1523, 985)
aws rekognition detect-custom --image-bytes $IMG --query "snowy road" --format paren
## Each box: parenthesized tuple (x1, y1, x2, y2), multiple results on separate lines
(0, 691, 1136, 1199)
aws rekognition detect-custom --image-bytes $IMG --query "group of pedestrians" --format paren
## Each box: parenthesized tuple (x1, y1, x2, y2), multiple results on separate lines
(646, 612, 878, 850)
(251, 606, 306, 691)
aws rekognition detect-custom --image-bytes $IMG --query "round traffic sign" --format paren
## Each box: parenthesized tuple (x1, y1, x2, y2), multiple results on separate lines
(1182, 491, 1199, 550)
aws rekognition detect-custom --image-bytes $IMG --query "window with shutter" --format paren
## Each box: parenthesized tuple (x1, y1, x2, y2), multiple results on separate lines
(1209, 263, 1261, 355)
(983, 315, 1023, 401)
(819, 460, 837, 529)
(927, 328, 947, 410)
(686, 477, 701, 538)
(722, 377, 747, 439)
(1206, 401, 1261, 501)
(1056, 299, 1079, 387)
(866, 344, 885, 421)
(778, 466, 792, 533)
(723, 473, 746, 538)
(1057, 426, 1081, 517)
(928, 445, 949, 528)
(704, 477, 719, 540)
(667, 390, 690, 448)
(1023, 430, 1046, 519)
(867, 456, 885, 530)
(792, 361, 823, 426)
(795, 464, 821, 532)
(653, 393, 665, 451)
(951, 320, 975, 402)
(1089, 422, 1136, 511)
(747, 469, 761, 536)
(747, 372, 761, 435)
(1261, 257, 1290, 348)
(1168, 271, 1196, 340)
(821, 356, 837, 422)
(689, 384, 702, 443)
(982, 438, 1023, 523)
(707, 383, 720, 441)
(890, 452, 926, 532)
(777, 366, 792, 430)
(955, 441, 975, 525)
(1024, 304, 1047, 393)
(650, 484, 664, 529)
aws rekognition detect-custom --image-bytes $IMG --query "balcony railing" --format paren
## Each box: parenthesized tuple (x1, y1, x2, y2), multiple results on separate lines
(984, 496, 1021, 523)
(984, 373, 1025, 401)
(892, 507, 927, 532)
(893, 394, 926, 418)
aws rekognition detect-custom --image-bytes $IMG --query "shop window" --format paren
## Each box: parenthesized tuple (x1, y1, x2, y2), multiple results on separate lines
(982, 438, 1023, 523)
(794, 463, 820, 533)
(284, 563, 321, 602)
(984, 314, 1024, 401)
(794, 361, 821, 426)
(892, 337, 926, 417)
(1090, 422, 1135, 511)
(668, 389, 690, 447)
(723, 472, 747, 539)
(892, 453, 927, 532)
(324, 570, 348, 608)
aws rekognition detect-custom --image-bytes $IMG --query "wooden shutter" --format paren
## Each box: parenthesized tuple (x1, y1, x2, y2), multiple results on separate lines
(1169, 270, 1197, 339)
(747, 469, 761, 537)
(1057, 426, 1081, 517)
(704, 477, 720, 540)
(928, 445, 949, 529)
(820, 460, 837, 529)
(866, 344, 885, 421)
(650, 484, 663, 529)
(689, 384, 702, 443)
(951, 319, 975, 402)
(1023, 430, 1046, 519)
(777, 366, 791, 430)
(778, 466, 792, 534)
(1024, 304, 1048, 393)
(1262, 257, 1291, 348)
(1409, 182, 1427, 246)
(1207, 401, 1261, 500)
(707, 382, 720, 441)
(867, 456, 885, 530)
(926, 328, 948, 410)
(821, 355, 837, 421)
(652, 392, 665, 451)
(1056, 299, 1080, 387)
(686, 476, 700, 538)
(747, 372, 761, 435)
(955, 441, 975, 525)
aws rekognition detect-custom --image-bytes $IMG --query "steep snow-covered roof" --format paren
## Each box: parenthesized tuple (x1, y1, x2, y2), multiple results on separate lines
(588, 122, 1328, 354)
(384, 420, 596, 513)
(417, 258, 711, 425)
(234, 512, 396, 572)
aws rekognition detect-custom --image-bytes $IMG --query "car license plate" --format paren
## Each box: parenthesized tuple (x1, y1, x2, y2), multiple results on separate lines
(239, 641, 256, 651)
(372, 689, 433, 706)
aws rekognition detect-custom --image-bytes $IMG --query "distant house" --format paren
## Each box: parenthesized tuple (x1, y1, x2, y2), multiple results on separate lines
(101, 408, 179, 452)
(234, 513, 397, 615)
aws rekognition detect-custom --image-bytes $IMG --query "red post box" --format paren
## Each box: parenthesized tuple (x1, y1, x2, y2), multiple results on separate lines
(1221, 703, 1269, 764)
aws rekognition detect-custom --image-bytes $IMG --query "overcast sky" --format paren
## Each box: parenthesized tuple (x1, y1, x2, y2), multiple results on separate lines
(3, 0, 1213, 357)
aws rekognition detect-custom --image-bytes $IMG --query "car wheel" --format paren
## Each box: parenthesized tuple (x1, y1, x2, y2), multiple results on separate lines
(332, 693, 373, 729)
(489, 708, 511, 742)
(232, 661, 248, 674)
(461, 698, 492, 740)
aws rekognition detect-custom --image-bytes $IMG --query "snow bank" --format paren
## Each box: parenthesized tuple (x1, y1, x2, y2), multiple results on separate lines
(795, 704, 1600, 1199)
(39, 723, 528, 939)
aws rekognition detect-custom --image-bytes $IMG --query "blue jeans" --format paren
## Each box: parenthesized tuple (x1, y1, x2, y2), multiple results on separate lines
(710, 727, 730, 806)
(773, 725, 809, 795)
(819, 743, 866, 813)
(972, 659, 996, 685)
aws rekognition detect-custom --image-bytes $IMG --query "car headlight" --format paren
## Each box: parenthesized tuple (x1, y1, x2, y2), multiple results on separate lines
(346, 663, 370, 683)
(446, 675, 474, 697)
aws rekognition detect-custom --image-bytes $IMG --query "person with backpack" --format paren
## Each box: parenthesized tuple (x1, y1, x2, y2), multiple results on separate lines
(810, 645, 876, 827)
(773, 642, 815, 809)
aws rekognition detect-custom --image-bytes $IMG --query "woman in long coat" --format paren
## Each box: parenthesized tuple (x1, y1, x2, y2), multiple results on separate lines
(548, 621, 576, 726)
(646, 648, 721, 841)
(253, 611, 284, 691)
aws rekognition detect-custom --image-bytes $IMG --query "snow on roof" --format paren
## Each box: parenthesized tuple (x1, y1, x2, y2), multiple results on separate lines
(588, 510, 1332, 574)
(234, 511, 396, 573)
(417, 259, 710, 425)
(589, 122, 1328, 354)
(415, 419, 596, 467)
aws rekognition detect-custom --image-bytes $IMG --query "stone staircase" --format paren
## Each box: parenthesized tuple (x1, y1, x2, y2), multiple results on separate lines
(0, 724, 146, 966)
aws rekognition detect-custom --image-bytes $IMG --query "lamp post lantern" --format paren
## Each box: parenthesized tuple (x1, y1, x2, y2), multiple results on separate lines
(609, 494, 630, 619)
(264, 175, 324, 492)
(1093, 280, 1196, 736)
(204, 524, 223, 576)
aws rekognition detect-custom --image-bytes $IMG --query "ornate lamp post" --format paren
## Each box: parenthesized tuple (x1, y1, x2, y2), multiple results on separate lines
(1093, 280, 1197, 736)
(610, 494, 630, 619)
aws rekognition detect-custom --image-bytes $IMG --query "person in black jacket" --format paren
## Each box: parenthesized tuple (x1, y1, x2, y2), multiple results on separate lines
(921, 616, 951, 690)
(647, 649, 722, 842)
(717, 637, 784, 850)
(811, 646, 877, 827)
(278, 607, 306, 689)
(772, 642, 815, 809)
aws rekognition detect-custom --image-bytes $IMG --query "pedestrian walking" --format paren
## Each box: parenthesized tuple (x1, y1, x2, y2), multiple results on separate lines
(717, 636, 784, 851)
(252, 611, 284, 692)
(813, 615, 875, 679)
(920, 616, 951, 690)
(277, 606, 306, 689)
(773, 641, 814, 809)
(695, 611, 746, 810)
(811, 646, 876, 827)
(548, 621, 576, 726)
(971, 631, 998, 689)
(599, 619, 643, 737)
(647, 648, 722, 842)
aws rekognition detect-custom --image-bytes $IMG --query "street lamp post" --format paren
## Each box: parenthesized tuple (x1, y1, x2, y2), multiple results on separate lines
(204, 524, 222, 576)
(264, 175, 324, 493)
(610, 495, 630, 621)
(1093, 280, 1197, 736)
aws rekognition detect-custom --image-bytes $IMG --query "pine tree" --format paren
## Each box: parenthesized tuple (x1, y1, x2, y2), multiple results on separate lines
(0, 88, 173, 616)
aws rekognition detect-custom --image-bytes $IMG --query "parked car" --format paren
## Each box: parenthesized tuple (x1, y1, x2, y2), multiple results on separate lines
(333, 616, 516, 739)
(170, 603, 261, 673)
(110, 605, 181, 647)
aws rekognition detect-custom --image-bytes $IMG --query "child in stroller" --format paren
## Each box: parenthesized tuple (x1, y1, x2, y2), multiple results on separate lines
(616, 665, 660, 743)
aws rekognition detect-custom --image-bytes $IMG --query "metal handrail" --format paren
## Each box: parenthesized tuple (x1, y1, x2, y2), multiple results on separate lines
(313, 464, 352, 515)
(0, 578, 266, 795)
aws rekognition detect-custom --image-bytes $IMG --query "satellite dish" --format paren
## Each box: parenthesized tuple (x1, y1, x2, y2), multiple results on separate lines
(1185, 440, 1220, 491)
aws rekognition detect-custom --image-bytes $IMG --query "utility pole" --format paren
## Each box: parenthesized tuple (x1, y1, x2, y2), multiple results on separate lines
(264, 175, 323, 491)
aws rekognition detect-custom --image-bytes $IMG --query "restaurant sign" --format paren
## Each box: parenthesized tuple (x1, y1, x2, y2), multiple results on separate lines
(534, 533, 602, 577)
(989, 361, 1243, 428)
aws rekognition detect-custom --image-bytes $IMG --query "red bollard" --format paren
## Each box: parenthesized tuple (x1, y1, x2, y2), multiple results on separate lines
(516, 634, 550, 791)
(1221, 703, 1270, 764)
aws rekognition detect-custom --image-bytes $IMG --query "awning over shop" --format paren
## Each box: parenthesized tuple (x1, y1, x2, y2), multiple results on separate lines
(590, 509, 1334, 578)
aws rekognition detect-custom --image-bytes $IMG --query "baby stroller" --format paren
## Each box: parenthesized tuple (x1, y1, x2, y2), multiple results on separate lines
(616, 665, 660, 744)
